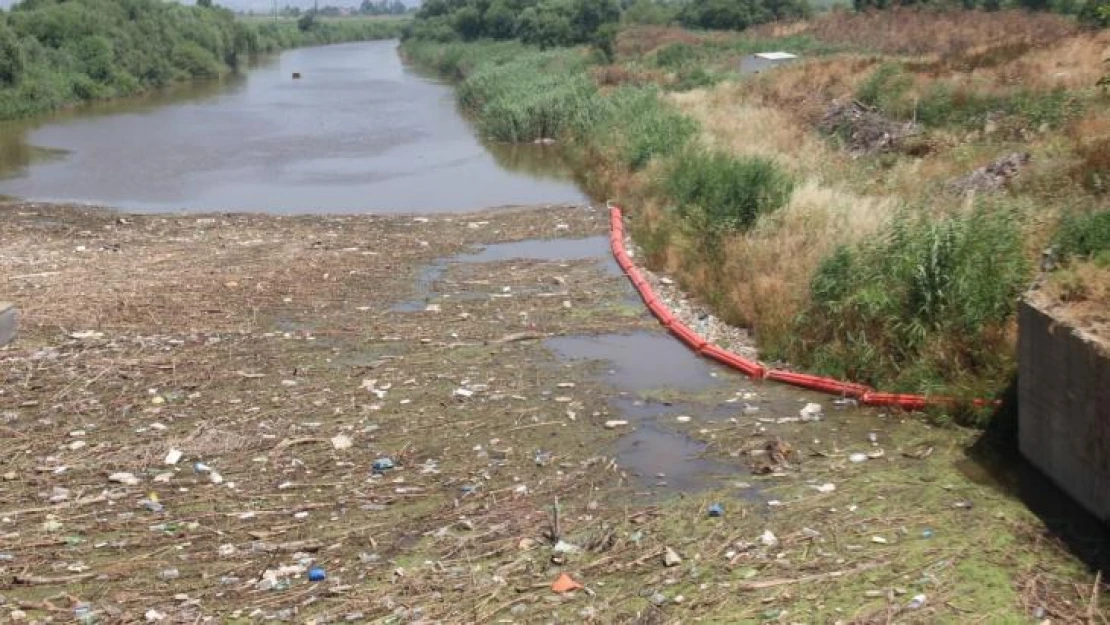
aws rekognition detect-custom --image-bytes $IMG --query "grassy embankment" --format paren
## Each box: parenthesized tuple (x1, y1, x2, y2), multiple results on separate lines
(0, 0, 407, 120)
(403, 11, 1110, 422)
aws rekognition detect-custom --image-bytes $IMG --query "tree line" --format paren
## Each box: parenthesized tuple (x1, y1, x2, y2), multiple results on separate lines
(404, 0, 1107, 52)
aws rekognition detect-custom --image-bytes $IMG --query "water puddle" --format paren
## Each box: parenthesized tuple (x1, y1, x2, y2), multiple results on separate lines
(544, 331, 731, 393)
(616, 421, 742, 493)
(609, 397, 749, 495)
(545, 332, 750, 495)
(393, 235, 621, 312)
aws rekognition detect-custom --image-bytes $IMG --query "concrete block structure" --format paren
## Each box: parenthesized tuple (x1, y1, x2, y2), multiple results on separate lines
(1018, 298, 1110, 523)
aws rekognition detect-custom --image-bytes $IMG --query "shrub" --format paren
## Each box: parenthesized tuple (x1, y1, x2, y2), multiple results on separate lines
(1055, 210, 1110, 259)
(605, 85, 698, 168)
(791, 205, 1029, 391)
(666, 150, 794, 234)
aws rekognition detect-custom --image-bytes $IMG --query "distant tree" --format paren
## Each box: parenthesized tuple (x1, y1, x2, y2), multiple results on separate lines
(298, 10, 317, 31)
(454, 5, 484, 39)
(197, 0, 214, 8)
(0, 21, 24, 86)
(484, 0, 517, 38)
(1079, 0, 1110, 25)
(680, 0, 809, 30)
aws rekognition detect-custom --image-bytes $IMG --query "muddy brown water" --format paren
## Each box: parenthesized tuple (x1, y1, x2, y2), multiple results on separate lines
(0, 40, 586, 213)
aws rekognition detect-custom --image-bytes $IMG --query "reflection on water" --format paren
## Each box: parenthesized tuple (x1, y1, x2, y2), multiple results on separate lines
(0, 40, 586, 214)
(545, 331, 732, 393)
(483, 141, 577, 182)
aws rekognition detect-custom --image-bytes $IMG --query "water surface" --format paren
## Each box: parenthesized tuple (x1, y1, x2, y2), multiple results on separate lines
(0, 40, 586, 213)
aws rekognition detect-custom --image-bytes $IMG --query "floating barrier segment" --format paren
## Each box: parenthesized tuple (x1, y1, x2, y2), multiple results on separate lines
(607, 204, 993, 411)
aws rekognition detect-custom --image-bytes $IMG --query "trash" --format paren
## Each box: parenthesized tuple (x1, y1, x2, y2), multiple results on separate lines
(139, 498, 164, 513)
(164, 449, 183, 465)
(708, 503, 724, 517)
(109, 472, 140, 486)
(813, 483, 836, 493)
(158, 568, 180, 580)
(871, 536, 888, 544)
(209, 471, 224, 485)
(663, 546, 682, 567)
(867, 432, 878, 444)
(760, 530, 778, 547)
(308, 567, 327, 582)
(603, 420, 629, 429)
(145, 609, 166, 622)
(372, 458, 395, 473)
(922, 529, 934, 539)
(330, 434, 352, 451)
(867, 449, 885, 459)
(453, 388, 474, 398)
(675, 415, 691, 423)
(69, 440, 86, 451)
(193, 462, 211, 473)
(849, 453, 869, 463)
(907, 594, 927, 610)
(552, 540, 581, 555)
(551, 572, 583, 593)
(799, 403, 823, 421)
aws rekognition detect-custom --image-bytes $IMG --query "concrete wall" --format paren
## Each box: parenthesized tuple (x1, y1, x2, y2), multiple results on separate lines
(1018, 298, 1110, 523)
(0, 302, 16, 347)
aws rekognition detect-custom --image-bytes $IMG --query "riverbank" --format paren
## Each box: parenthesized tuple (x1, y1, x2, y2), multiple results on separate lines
(0, 202, 1104, 622)
(0, 0, 406, 121)
(400, 13, 1110, 420)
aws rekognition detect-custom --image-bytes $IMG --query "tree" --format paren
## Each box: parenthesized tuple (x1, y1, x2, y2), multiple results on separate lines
(680, 0, 809, 30)
(1078, 0, 1110, 25)
(453, 5, 483, 39)
(0, 21, 24, 86)
(197, 0, 213, 8)
(298, 10, 317, 31)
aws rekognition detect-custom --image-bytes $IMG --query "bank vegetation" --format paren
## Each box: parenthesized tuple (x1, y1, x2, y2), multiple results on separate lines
(402, 6, 1110, 422)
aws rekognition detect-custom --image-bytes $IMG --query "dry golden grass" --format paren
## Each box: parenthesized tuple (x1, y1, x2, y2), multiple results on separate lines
(622, 10, 1108, 352)
(1039, 260, 1110, 343)
(802, 8, 1079, 60)
(615, 26, 707, 58)
(660, 83, 896, 339)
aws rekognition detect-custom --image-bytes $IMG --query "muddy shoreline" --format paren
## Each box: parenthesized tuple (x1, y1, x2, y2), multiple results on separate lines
(0, 202, 1103, 622)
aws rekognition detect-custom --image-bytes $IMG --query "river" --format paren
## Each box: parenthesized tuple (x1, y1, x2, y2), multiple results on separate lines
(0, 40, 586, 214)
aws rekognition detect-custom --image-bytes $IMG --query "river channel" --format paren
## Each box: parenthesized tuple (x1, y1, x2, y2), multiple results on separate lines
(0, 40, 586, 213)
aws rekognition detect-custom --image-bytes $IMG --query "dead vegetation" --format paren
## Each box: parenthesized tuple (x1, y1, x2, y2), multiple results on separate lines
(0, 202, 1104, 623)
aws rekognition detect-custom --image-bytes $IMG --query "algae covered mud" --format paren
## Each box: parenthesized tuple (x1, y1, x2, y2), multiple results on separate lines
(0, 202, 1103, 622)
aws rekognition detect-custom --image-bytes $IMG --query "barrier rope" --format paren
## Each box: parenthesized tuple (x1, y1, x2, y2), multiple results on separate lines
(608, 204, 994, 411)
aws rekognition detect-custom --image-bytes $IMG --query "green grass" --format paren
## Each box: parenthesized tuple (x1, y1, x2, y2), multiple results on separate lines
(785, 203, 1029, 407)
(1055, 209, 1110, 260)
(666, 149, 795, 235)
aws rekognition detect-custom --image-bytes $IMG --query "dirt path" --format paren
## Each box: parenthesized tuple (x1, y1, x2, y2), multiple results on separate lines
(0, 203, 1102, 623)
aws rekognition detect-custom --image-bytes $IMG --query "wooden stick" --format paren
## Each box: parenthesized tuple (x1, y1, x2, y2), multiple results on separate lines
(14, 571, 96, 585)
(1088, 570, 1102, 624)
(737, 560, 887, 591)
